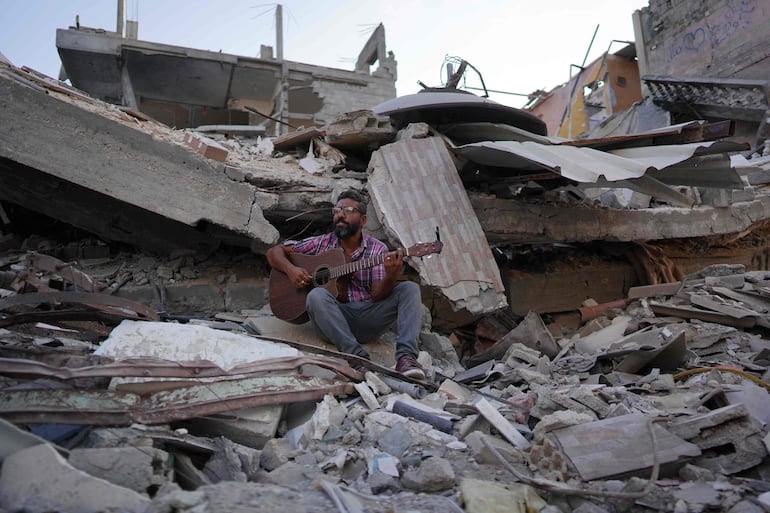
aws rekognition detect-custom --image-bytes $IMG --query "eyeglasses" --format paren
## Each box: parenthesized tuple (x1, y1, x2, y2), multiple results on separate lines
(332, 206, 360, 216)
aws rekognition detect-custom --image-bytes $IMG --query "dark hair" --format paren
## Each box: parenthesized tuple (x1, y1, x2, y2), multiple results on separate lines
(337, 189, 367, 215)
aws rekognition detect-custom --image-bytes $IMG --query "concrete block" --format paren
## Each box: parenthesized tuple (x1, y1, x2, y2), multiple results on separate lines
(183, 132, 229, 162)
(260, 438, 295, 471)
(0, 443, 150, 512)
(182, 405, 284, 450)
(699, 187, 731, 207)
(732, 187, 756, 203)
(68, 446, 172, 494)
(225, 165, 248, 181)
(668, 404, 767, 474)
(464, 431, 522, 465)
(225, 279, 268, 312)
(459, 478, 547, 513)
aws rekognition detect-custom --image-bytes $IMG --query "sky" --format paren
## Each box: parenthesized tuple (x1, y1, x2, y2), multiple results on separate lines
(0, 0, 649, 109)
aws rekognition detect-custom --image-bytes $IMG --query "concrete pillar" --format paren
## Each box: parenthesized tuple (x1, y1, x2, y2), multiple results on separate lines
(116, 0, 126, 37)
(276, 4, 283, 61)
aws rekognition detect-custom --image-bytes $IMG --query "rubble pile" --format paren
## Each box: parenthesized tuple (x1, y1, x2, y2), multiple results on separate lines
(3, 14, 770, 511)
(2, 257, 770, 512)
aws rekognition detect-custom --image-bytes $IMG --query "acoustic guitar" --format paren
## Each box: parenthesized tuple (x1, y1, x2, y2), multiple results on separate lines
(269, 241, 443, 324)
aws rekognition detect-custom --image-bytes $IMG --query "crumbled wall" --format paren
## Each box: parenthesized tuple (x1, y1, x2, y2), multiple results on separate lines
(637, 0, 770, 79)
(311, 77, 396, 128)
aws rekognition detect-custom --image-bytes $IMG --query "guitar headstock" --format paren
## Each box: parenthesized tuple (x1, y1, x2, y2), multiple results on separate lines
(406, 240, 443, 258)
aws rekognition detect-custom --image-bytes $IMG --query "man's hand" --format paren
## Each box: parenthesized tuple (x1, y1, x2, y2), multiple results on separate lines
(287, 265, 312, 289)
(383, 249, 404, 277)
(267, 245, 311, 289)
(372, 249, 403, 301)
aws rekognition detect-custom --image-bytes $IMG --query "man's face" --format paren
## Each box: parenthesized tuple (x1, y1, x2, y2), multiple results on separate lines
(333, 198, 364, 240)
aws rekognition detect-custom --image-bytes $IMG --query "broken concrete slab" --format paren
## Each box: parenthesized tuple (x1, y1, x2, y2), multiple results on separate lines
(550, 413, 701, 481)
(667, 404, 768, 475)
(469, 190, 770, 246)
(68, 446, 172, 494)
(368, 136, 507, 315)
(0, 68, 279, 253)
(0, 443, 151, 512)
(324, 109, 395, 150)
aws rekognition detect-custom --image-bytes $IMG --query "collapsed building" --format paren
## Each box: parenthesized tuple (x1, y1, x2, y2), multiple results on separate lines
(55, 5, 397, 133)
(2, 0, 770, 511)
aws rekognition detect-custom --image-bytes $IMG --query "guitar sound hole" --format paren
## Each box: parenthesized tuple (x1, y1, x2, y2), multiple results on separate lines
(313, 267, 331, 286)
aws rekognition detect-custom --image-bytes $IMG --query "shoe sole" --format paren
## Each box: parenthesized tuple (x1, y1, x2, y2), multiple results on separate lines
(401, 368, 425, 380)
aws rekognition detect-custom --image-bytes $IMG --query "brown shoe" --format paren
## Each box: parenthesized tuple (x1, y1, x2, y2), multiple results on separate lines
(396, 354, 425, 380)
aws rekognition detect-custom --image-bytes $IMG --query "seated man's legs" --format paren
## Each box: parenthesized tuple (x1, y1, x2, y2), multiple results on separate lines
(346, 281, 421, 360)
(306, 287, 370, 359)
(306, 282, 422, 360)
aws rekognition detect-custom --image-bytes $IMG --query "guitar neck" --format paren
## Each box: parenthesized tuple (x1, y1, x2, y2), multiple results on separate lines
(331, 249, 403, 279)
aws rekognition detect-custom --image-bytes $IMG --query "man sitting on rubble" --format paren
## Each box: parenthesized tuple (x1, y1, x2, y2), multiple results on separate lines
(266, 189, 425, 380)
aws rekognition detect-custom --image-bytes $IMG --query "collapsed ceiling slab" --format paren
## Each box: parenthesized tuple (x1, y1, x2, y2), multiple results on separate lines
(0, 65, 279, 253)
(469, 191, 770, 246)
(367, 136, 507, 315)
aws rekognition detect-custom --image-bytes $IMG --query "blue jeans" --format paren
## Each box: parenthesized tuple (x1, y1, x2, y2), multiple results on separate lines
(305, 281, 421, 361)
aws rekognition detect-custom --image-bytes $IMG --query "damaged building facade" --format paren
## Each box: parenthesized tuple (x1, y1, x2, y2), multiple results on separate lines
(56, 5, 396, 133)
(3, 0, 770, 512)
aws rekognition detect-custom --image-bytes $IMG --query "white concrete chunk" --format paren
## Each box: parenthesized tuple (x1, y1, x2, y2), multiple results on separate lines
(95, 320, 298, 370)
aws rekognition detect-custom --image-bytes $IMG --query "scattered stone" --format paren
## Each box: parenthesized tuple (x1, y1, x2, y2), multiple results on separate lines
(459, 477, 547, 513)
(401, 456, 455, 492)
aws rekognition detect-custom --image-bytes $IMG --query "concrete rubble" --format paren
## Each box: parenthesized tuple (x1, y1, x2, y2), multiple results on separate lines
(3, 262, 770, 512)
(3, 0, 770, 511)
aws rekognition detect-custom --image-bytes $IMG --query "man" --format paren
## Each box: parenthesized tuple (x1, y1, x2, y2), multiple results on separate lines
(266, 189, 425, 379)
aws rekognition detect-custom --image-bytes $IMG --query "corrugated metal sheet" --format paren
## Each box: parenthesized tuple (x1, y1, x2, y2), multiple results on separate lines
(455, 140, 650, 181)
(454, 140, 745, 184)
(367, 137, 507, 315)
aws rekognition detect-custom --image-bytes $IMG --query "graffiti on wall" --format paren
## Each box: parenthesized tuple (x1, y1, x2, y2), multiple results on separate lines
(667, 0, 758, 63)
(711, 0, 756, 46)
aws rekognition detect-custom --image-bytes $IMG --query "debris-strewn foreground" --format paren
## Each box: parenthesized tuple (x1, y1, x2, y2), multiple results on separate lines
(2, 257, 770, 513)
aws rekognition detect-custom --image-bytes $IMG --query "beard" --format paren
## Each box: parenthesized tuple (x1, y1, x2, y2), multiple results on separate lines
(334, 219, 360, 240)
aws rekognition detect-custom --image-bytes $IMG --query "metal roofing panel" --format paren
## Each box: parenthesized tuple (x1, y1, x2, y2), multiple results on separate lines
(609, 141, 747, 169)
(455, 140, 650, 182)
(455, 140, 745, 184)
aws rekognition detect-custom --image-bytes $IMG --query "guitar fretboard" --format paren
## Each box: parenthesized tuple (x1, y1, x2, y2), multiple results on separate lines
(330, 250, 406, 279)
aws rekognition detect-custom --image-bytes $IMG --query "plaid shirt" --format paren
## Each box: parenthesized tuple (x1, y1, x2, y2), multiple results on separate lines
(288, 232, 388, 302)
